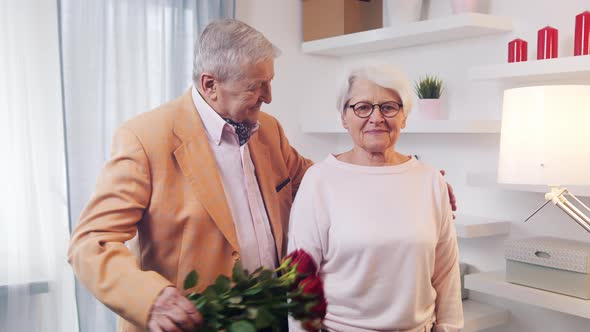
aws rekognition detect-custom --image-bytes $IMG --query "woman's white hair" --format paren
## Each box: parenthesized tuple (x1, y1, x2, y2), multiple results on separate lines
(336, 64, 413, 116)
(193, 19, 281, 83)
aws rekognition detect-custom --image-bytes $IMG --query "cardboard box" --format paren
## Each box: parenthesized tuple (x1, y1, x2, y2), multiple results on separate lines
(302, 0, 383, 42)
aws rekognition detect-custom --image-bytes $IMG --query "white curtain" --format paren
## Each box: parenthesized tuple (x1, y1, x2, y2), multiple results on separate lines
(0, 1, 78, 331)
(59, 1, 234, 331)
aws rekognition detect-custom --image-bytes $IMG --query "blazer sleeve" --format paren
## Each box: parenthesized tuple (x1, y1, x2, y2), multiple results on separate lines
(432, 175, 464, 332)
(67, 126, 173, 329)
(275, 120, 313, 199)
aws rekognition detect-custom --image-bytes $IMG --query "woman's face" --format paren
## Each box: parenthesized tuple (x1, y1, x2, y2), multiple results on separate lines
(341, 79, 407, 154)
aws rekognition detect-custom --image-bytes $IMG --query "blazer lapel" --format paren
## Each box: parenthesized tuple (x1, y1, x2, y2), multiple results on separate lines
(248, 138, 284, 258)
(172, 90, 239, 251)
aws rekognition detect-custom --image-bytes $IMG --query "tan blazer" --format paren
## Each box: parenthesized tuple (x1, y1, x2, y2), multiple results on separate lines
(68, 89, 312, 332)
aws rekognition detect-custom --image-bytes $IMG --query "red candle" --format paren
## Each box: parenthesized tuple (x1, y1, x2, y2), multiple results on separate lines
(508, 38, 528, 62)
(574, 11, 590, 56)
(537, 26, 558, 60)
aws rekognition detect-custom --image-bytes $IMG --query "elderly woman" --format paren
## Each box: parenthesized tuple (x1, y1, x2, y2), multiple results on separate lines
(288, 65, 463, 332)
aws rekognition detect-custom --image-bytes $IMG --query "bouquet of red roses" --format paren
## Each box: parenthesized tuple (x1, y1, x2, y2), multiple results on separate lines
(183, 249, 326, 332)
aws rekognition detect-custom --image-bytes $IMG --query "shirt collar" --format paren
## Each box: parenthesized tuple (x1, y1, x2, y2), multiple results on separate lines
(191, 85, 261, 146)
(192, 86, 229, 145)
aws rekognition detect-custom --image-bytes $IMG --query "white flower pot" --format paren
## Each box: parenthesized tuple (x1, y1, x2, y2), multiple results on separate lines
(450, 0, 490, 14)
(418, 99, 445, 120)
(382, 0, 423, 27)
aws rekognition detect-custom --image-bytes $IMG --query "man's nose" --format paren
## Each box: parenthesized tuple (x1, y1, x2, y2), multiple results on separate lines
(260, 83, 272, 104)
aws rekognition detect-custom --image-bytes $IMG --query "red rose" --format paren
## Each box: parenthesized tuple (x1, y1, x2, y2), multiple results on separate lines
(285, 249, 318, 278)
(283, 249, 301, 264)
(309, 298, 327, 318)
(301, 318, 322, 332)
(299, 275, 324, 299)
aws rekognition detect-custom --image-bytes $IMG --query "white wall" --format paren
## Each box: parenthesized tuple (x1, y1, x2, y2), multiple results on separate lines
(237, 1, 590, 331)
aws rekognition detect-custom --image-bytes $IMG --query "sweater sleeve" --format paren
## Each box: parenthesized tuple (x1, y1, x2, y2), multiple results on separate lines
(287, 167, 327, 272)
(275, 119, 313, 200)
(432, 175, 464, 332)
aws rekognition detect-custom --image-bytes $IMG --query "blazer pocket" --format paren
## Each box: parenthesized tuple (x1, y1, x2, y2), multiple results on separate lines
(275, 177, 291, 193)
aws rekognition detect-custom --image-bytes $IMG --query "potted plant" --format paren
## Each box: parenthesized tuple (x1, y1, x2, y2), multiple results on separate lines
(414, 74, 445, 120)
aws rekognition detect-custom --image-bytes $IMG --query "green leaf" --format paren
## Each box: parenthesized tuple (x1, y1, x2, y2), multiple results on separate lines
(251, 266, 264, 276)
(198, 326, 217, 332)
(246, 307, 258, 320)
(208, 299, 223, 312)
(202, 285, 218, 300)
(183, 270, 198, 290)
(258, 270, 273, 281)
(214, 275, 231, 293)
(254, 307, 274, 330)
(242, 285, 263, 296)
(227, 303, 247, 310)
(193, 296, 208, 311)
(227, 320, 256, 332)
(232, 261, 248, 284)
(414, 74, 443, 99)
(228, 296, 243, 304)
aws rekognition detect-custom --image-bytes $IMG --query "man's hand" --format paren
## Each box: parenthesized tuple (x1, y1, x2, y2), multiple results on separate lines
(148, 286, 203, 332)
(440, 170, 457, 218)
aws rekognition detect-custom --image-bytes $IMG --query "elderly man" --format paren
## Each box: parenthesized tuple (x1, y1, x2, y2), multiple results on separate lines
(68, 19, 310, 332)
(68, 19, 456, 332)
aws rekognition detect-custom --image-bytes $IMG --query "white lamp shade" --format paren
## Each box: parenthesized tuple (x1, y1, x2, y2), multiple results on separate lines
(498, 85, 590, 186)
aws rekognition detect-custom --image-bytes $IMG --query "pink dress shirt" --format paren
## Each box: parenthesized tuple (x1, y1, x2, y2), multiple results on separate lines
(191, 86, 278, 272)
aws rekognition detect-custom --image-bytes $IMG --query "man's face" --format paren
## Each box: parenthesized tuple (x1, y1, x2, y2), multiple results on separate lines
(216, 59, 274, 124)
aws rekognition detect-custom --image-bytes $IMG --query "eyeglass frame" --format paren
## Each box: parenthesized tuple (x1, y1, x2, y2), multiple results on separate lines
(347, 101, 404, 118)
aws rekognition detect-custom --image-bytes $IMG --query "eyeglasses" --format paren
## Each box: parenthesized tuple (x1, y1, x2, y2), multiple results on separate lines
(348, 101, 403, 118)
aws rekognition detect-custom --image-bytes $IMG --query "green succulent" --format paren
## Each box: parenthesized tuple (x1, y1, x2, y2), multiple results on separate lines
(414, 74, 444, 99)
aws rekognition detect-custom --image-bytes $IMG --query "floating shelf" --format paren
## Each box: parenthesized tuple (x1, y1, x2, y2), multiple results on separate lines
(466, 172, 590, 197)
(302, 13, 513, 56)
(463, 299, 510, 332)
(303, 120, 501, 134)
(465, 271, 590, 319)
(469, 56, 590, 83)
(455, 215, 510, 238)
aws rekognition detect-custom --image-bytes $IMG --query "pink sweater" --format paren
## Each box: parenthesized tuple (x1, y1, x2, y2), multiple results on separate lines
(288, 155, 463, 332)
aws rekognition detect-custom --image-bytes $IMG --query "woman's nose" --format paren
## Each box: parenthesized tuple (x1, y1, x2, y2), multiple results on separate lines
(369, 105, 385, 123)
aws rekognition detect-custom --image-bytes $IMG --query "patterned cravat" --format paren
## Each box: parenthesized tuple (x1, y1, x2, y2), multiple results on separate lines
(224, 118, 254, 146)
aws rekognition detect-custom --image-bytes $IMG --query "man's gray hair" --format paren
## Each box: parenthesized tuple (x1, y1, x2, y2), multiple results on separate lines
(336, 64, 413, 116)
(193, 19, 281, 83)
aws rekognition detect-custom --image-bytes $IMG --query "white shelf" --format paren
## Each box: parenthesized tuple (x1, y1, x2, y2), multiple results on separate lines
(466, 172, 590, 197)
(302, 13, 512, 56)
(469, 56, 590, 83)
(303, 120, 501, 134)
(462, 299, 510, 332)
(455, 215, 510, 238)
(465, 271, 590, 319)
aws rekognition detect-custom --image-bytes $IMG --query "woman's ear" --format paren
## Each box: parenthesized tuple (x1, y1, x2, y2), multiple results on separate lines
(401, 113, 408, 129)
(341, 111, 349, 130)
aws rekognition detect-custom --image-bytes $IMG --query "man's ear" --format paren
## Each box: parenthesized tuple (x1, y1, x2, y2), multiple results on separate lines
(401, 113, 407, 129)
(199, 73, 217, 100)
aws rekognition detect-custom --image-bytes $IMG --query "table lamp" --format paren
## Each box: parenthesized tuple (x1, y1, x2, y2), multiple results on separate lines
(498, 85, 590, 233)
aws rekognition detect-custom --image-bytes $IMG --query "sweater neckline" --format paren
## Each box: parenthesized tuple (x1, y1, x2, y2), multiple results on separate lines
(326, 153, 418, 174)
